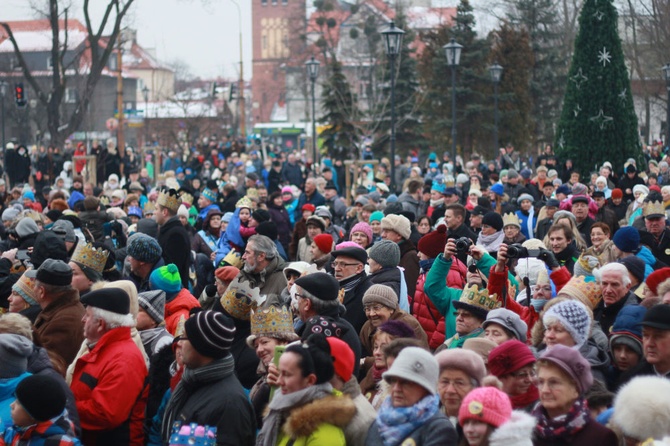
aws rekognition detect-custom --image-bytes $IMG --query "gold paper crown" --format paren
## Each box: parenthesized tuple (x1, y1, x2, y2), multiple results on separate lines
(143, 201, 156, 214)
(456, 284, 501, 313)
(174, 315, 187, 338)
(502, 213, 521, 228)
(536, 268, 550, 286)
(250, 306, 297, 340)
(559, 276, 602, 310)
(156, 188, 182, 213)
(220, 281, 260, 320)
(643, 200, 665, 218)
(180, 192, 194, 206)
(222, 250, 244, 269)
(70, 242, 109, 274)
(99, 195, 110, 206)
(236, 196, 253, 209)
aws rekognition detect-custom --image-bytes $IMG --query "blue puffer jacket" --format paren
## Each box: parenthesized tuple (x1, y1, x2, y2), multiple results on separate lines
(636, 246, 655, 279)
(0, 372, 31, 433)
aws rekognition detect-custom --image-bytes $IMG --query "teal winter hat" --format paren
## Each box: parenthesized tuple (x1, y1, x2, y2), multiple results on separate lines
(150, 264, 182, 294)
(369, 211, 384, 223)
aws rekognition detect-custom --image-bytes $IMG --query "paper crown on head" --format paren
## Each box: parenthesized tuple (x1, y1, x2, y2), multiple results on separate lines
(220, 279, 263, 320)
(156, 188, 181, 212)
(222, 250, 244, 269)
(502, 213, 521, 228)
(180, 192, 194, 206)
(143, 201, 156, 214)
(536, 268, 550, 286)
(454, 285, 501, 318)
(643, 201, 665, 218)
(174, 315, 187, 339)
(558, 275, 602, 310)
(236, 196, 253, 209)
(70, 242, 109, 274)
(248, 306, 298, 346)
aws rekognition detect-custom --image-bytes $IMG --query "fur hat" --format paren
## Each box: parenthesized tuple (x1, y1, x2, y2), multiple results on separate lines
(383, 347, 439, 394)
(612, 376, 670, 441)
(646, 268, 670, 296)
(368, 240, 401, 268)
(459, 386, 512, 428)
(542, 299, 591, 348)
(381, 214, 411, 240)
(362, 284, 398, 310)
(435, 348, 487, 385)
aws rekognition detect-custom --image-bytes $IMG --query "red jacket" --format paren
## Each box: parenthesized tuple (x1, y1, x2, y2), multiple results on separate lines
(487, 265, 571, 340)
(71, 327, 147, 446)
(165, 288, 200, 335)
(412, 258, 467, 350)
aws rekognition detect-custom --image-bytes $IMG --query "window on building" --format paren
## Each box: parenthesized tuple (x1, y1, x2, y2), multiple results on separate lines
(65, 88, 78, 104)
(261, 0, 267, 4)
(262, 35, 268, 51)
(272, 0, 277, 5)
(47, 56, 54, 69)
(282, 0, 287, 4)
(108, 55, 118, 71)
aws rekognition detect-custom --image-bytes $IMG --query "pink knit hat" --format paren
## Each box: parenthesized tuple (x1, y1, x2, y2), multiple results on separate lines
(458, 386, 513, 428)
(350, 221, 373, 245)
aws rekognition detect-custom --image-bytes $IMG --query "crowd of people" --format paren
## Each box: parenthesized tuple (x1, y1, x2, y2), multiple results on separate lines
(0, 138, 668, 445)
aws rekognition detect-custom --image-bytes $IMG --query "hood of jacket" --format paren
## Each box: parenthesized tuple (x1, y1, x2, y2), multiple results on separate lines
(489, 410, 535, 446)
(283, 394, 356, 439)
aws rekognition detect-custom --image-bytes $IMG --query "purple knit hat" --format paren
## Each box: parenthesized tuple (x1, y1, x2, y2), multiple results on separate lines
(379, 320, 416, 339)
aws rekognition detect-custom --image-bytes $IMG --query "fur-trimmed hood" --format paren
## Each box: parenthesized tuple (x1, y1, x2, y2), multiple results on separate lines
(489, 410, 536, 446)
(283, 394, 356, 439)
(612, 376, 670, 441)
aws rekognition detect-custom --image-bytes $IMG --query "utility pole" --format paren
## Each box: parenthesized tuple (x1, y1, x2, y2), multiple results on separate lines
(116, 37, 125, 168)
(229, 0, 245, 139)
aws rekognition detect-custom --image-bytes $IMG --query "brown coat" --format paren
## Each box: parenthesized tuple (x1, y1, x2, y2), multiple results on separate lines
(33, 288, 85, 366)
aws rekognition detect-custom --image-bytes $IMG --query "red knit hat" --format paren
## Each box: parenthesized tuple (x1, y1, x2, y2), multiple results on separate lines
(313, 233, 334, 254)
(417, 224, 447, 259)
(488, 340, 536, 377)
(458, 386, 513, 428)
(611, 188, 623, 199)
(645, 267, 670, 295)
(326, 336, 354, 381)
(302, 203, 316, 213)
(215, 266, 239, 283)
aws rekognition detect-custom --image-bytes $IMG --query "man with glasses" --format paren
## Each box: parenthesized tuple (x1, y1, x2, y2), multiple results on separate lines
(330, 245, 372, 333)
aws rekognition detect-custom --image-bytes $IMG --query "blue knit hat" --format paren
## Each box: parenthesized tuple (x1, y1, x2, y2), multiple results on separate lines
(127, 233, 163, 264)
(150, 264, 182, 293)
(490, 183, 504, 196)
(612, 226, 640, 253)
(22, 190, 35, 202)
(201, 188, 217, 203)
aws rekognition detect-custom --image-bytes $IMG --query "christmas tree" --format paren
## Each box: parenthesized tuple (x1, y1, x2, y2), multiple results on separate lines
(554, 0, 641, 173)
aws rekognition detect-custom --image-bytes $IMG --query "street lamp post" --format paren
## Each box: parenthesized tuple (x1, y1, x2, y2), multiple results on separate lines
(142, 85, 150, 147)
(305, 56, 320, 169)
(444, 38, 462, 164)
(229, 0, 245, 138)
(489, 63, 503, 156)
(663, 64, 670, 148)
(0, 82, 6, 151)
(382, 21, 404, 194)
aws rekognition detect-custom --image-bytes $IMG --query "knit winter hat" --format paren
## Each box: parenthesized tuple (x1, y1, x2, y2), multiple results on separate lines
(459, 386, 513, 428)
(150, 264, 182, 294)
(369, 211, 384, 223)
(612, 226, 640, 253)
(490, 183, 504, 196)
(611, 188, 623, 199)
(201, 188, 217, 203)
(15, 218, 39, 238)
(127, 233, 163, 264)
(383, 347, 439, 395)
(251, 209, 271, 224)
(488, 340, 536, 377)
(0, 333, 33, 378)
(306, 215, 326, 231)
(137, 290, 166, 324)
(482, 212, 504, 231)
(645, 267, 670, 295)
(362, 284, 398, 309)
(543, 300, 592, 348)
(15, 375, 67, 422)
(507, 169, 519, 180)
(184, 310, 236, 359)
(11, 271, 37, 306)
(557, 276, 602, 310)
(381, 214, 411, 240)
(417, 225, 447, 259)
(609, 305, 646, 358)
(368, 239, 401, 268)
(326, 336, 355, 382)
(2, 207, 20, 222)
(215, 266, 239, 283)
(539, 344, 593, 393)
(483, 308, 528, 343)
(313, 233, 334, 255)
(350, 222, 373, 245)
(435, 348, 487, 385)
(618, 256, 646, 284)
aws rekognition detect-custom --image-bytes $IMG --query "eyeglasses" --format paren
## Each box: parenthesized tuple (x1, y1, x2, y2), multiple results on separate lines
(294, 293, 309, 300)
(510, 370, 536, 380)
(331, 261, 360, 269)
(438, 379, 472, 392)
(453, 311, 474, 319)
(364, 305, 386, 314)
(534, 377, 567, 391)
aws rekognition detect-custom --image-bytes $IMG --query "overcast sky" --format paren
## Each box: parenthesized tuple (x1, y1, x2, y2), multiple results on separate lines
(3, 0, 253, 80)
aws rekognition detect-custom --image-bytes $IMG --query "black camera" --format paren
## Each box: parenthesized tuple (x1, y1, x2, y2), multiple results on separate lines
(506, 243, 541, 259)
(455, 237, 473, 253)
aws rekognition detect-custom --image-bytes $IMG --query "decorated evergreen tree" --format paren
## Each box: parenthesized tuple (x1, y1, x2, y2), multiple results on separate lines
(554, 0, 641, 173)
(319, 57, 361, 160)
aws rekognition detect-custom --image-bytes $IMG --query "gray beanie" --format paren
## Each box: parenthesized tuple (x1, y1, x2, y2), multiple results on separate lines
(0, 333, 33, 378)
(368, 240, 401, 268)
(2, 207, 20, 222)
(15, 218, 39, 238)
(137, 290, 166, 324)
(362, 284, 398, 309)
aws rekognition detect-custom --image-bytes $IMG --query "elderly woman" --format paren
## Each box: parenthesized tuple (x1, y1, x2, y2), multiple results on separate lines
(434, 348, 486, 439)
(366, 347, 458, 445)
(533, 345, 617, 444)
(247, 305, 299, 428)
(488, 340, 539, 411)
(482, 308, 527, 345)
(257, 335, 355, 446)
(7, 271, 40, 323)
(583, 222, 616, 265)
(359, 284, 428, 360)
(349, 221, 373, 249)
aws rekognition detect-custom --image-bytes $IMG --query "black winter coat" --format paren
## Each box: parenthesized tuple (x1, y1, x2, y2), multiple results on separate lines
(157, 216, 192, 289)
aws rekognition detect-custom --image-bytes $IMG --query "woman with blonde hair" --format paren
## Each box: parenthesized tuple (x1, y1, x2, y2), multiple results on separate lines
(546, 210, 587, 251)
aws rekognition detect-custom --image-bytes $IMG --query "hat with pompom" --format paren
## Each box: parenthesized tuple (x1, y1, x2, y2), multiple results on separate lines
(417, 225, 447, 259)
(149, 264, 182, 294)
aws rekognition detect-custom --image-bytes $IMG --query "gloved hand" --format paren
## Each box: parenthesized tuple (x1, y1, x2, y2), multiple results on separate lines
(538, 248, 559, 269)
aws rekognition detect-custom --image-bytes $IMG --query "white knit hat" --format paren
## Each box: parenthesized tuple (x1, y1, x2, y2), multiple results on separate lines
(383, 347, 438, 394)
(543, 300, 591, 348)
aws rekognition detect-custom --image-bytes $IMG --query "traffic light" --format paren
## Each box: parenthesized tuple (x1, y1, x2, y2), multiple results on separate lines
(229, 83, 237, 102)
(14, 83, 26, 108)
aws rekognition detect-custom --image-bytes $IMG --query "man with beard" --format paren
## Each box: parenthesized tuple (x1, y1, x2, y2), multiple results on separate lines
(239, 235, 287, 302)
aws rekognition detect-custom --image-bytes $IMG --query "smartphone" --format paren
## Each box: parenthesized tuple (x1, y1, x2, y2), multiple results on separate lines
(268, 345, 286, 401)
